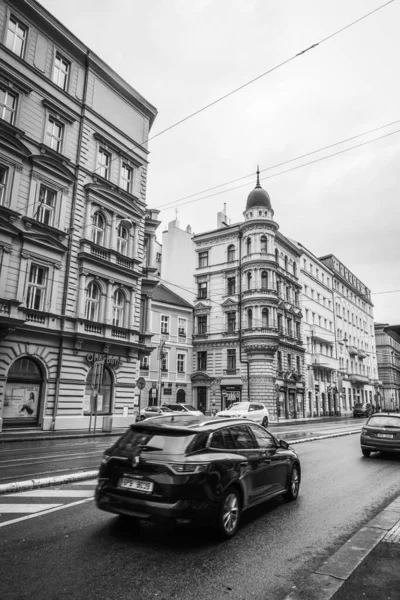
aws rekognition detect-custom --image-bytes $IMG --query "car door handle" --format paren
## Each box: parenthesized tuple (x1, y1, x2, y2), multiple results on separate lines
(261, 458, 271, 463)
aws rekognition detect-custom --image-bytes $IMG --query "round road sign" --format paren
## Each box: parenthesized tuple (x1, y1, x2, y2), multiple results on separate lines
(136, 377, 146, 390)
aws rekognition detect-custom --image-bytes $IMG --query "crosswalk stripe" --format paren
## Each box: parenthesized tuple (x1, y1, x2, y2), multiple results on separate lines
(0, 503, 62, 513)
(0, 497, 93, 528)
(6, 490, 94, 498)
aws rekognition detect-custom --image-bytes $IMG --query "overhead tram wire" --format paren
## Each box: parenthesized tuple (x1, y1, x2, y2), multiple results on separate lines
(154, 126, 400, 211)
(88, 0, 396, 178)
(155, 118, 400, 210)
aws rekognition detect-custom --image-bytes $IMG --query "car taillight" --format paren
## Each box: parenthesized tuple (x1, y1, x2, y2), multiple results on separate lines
(168, 462, 210, 474)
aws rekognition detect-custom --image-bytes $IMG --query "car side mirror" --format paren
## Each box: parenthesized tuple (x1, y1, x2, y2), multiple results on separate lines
(279, 439, 289, 450)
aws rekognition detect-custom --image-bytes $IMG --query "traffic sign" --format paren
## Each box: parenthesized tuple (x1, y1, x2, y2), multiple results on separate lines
(136, 377, 146, 390)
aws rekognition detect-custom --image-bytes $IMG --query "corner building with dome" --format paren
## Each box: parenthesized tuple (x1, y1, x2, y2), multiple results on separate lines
(191, 172, 305, 421)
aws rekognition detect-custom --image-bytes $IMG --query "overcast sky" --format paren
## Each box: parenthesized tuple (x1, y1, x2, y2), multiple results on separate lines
(40, 0, 400, 324)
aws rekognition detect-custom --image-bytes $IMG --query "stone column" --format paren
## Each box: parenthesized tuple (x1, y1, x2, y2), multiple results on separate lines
(77, 271, 87, 317)
(84, 200, 92, 239)
(105, 279, 114, 324)
(110, 214, 117, 251)
(129, 288, 136, 329)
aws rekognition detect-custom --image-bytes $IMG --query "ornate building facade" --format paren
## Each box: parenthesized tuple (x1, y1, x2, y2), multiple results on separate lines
(0, 0, 158, 430)
(375, 323, 400, 412)
(191, 173, 305, 420)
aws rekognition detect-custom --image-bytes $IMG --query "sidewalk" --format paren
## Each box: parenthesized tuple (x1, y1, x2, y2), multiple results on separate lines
(284, 495, 400, 600)
(0, 414, 353, 443)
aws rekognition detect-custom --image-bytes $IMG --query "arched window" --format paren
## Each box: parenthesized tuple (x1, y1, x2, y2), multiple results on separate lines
(112, 289, 125, 327)
(117, 223, 129, 255)
(284, 255, 288, 271)
(92, 212, 106, 246)
(247, 308, 253, 329)
(246, 237, 252, 255)
(85, 365, 113, 414)
(261, 270, 268, 289)
(260, 235, 268, 253)
(227, 244, 235, 262)
(262, 308, 269, 327)
(247, 271, 252, 290)
(85, 282, 101, 321)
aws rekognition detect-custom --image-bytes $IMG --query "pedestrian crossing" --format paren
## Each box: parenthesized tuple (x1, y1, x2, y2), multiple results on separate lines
(0, 478, 97, 528)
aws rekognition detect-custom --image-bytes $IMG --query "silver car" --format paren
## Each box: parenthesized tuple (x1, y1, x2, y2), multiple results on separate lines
(216, 402, 270, 427)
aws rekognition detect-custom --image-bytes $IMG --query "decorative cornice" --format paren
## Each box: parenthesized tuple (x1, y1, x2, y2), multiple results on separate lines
(42, 98, 77, 124)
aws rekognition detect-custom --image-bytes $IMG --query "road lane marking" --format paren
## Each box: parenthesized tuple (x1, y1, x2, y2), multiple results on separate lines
(0, 497, 93, 528)
(0, 450, 102, 465)
(0, 503, 62, 513)
(6, 490, 94, 498)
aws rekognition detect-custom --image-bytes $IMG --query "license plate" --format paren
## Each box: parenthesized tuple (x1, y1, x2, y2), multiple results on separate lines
(377, 433, 393, 439)
(119, 477, 154, 493)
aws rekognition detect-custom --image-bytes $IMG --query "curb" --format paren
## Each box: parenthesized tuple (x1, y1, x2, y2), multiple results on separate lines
(0, 429, 362, 495)
(0, 469, 98, 495)
(283, 496, 400, 600)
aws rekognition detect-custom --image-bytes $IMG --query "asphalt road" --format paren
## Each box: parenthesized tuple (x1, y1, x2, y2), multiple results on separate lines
(2, 434, 400, 600)
(0, 418, 363, 483)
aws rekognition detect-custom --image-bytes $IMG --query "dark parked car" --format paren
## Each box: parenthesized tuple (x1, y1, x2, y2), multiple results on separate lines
(95, 414, 301, 539)
(353, 402, 373, 418)
(360, 412, 400, 457)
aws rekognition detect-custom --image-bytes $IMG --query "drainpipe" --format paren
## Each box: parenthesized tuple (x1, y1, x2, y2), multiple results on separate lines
(51, 51, 90, 430)
(238, 231, 250, 399)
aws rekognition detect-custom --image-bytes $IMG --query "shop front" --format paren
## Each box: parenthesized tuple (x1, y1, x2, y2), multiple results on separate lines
(190, 372, 213, 415)
(220, 385, 242, 409)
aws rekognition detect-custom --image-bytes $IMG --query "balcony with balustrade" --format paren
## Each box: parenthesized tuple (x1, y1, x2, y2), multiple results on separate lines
(78, 240, 141, 276)
(347, 345, 358, 356)
(311, 353, 339, 371)
(75, 319, 139, 343)
(241, 252, 277, 266)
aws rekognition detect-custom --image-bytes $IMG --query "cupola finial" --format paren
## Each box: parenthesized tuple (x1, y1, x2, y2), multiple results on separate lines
(256, 165, 260, 188)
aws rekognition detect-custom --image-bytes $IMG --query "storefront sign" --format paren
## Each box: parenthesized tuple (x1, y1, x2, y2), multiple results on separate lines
(86, 353, 122, 367)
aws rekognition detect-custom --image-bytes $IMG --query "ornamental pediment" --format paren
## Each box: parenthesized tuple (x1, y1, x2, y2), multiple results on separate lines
(31, 154, 76, 183)
(21, 229, 68, 253)
(194, 302, 211, 314)
(221, 298, 238, 307)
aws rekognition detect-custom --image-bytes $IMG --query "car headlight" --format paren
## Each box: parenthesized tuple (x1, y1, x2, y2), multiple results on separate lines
(361, 428, 367, 434)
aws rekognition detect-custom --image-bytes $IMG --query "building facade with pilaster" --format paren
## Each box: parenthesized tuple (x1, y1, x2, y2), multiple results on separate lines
(191, 175, 305, 421)
(319, 254, 381, 412)
(375, 323, 400, 412)
(0, 0, 158, 430)
(296, 243, 339, 416)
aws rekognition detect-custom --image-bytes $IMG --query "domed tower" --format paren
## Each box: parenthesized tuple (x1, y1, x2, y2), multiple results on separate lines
(239, 168, 280, 413)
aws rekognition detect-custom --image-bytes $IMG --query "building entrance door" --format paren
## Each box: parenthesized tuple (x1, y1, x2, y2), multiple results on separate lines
(197, 387, 207, 414)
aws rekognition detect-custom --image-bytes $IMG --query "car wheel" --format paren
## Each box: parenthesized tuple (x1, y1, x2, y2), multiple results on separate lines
(217, 487, 241, 540)
(362, 449, 371, 458)
(283, 464, 300, 502)
(262, 416, 269, 428)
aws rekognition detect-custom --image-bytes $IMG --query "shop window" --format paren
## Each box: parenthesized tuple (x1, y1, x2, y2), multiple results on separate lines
(85, 365, 113, 414)
(4, 358, 43, 423)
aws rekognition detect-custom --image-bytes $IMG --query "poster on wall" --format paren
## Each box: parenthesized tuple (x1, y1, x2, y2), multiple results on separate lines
(3, 384, 40, 420)
(83, 394, 91, 413)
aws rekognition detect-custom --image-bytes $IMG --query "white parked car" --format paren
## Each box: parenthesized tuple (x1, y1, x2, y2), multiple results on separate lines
(137, 405, 173, 421)
(216, 402, 270, 427)
(162, 403, 203, 416)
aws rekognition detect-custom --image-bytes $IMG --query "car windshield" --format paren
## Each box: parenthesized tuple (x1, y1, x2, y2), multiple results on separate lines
(182, 405, 198, 411)
(354, 403, 364, 408)
(114, 426, 198, 454)
(160, 406, 173, 412)
(226, 402, 250, 411)
(367, 415, 400, 428)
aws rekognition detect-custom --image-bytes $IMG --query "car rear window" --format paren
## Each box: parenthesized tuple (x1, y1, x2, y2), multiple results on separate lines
(114, 427, 199, 454)
(367, 415, 400, 428)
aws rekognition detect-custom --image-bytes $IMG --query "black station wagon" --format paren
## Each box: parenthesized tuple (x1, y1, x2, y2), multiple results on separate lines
(95, 414, 301, 538)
